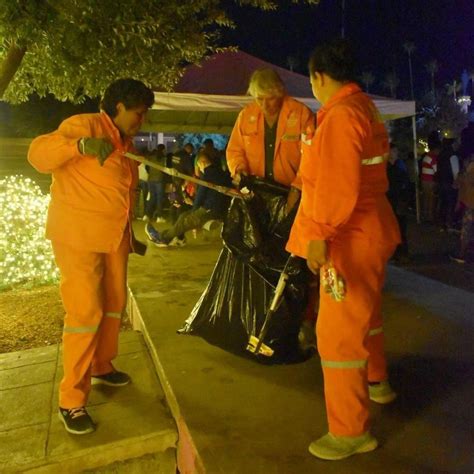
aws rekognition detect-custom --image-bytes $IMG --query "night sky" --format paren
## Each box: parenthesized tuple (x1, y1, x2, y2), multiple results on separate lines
(222, 0, 474, 99)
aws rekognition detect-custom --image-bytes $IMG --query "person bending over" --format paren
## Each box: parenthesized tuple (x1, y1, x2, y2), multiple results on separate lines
(226, 67, 314, 215)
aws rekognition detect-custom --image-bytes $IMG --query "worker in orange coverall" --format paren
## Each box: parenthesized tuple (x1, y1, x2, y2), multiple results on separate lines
(226, 67, 314, 213)
(286, 39, 400, 461)
(28, 79, 154, 435)
(226, 68, 318, 350)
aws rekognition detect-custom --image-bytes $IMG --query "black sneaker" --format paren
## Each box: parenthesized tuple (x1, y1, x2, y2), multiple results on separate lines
(58, 407, 95, 435)
(144, 223, 160, 242)
(145, 224, 170, 247)
(91, 371, 131, 387)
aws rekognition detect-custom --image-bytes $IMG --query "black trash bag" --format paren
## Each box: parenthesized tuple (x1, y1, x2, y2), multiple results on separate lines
(179, 185, 310, 364)
(220, 196, 262, 262)
(179, 247, 308, 363)
(223, 186, 299, 273)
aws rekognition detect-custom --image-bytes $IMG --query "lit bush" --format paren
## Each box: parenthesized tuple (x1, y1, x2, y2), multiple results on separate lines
(0, 175, 59, 289)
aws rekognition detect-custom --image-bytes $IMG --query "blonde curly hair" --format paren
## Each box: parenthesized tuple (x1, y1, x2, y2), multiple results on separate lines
(247, 68, 286, 98)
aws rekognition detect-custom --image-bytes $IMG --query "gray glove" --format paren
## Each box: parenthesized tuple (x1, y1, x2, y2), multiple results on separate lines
(78, 137, 114, 166)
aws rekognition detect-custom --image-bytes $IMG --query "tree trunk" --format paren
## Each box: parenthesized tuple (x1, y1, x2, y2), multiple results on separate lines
(0, 43, 27, 99)
(408, 55, 414, 101)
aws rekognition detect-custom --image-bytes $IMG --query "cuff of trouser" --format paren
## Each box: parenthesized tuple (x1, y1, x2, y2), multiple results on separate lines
(321, 365, 370, 436)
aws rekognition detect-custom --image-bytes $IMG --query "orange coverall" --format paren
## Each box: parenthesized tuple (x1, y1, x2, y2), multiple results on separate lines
(28, 112, 138, 409)
(286, 83, 400, 436)
(226, 96, 314, 187)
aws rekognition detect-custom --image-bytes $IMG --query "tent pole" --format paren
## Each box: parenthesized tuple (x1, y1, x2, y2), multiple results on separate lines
(411, 115, 421, 223)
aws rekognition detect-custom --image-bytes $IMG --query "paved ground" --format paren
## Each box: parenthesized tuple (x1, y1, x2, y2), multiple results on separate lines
(399, 218, 474, 293)
(0, 331, 177, 473)
(126, 221, 474, 474)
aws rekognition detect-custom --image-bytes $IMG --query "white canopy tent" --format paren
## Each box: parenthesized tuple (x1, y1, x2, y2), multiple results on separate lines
(143, 51, 416, 134)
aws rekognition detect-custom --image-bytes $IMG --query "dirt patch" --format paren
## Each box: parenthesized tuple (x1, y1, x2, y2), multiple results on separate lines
(0, 284, 132, 354)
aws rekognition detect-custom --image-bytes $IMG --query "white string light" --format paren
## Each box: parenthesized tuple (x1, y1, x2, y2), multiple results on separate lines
(0, 175, 59, 289)
(457, 95, 472, 114)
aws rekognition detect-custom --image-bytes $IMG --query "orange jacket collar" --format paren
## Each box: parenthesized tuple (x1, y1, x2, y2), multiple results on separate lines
(99, 111, 133, 150)
(317, 82, 362, 118)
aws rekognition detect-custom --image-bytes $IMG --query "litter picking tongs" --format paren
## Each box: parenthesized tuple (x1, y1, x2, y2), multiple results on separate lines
(247, 254, 296, 357)
(123, 152, 248, 200)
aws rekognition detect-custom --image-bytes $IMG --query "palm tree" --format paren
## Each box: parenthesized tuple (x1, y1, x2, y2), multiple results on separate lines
(360, 71, 375, 93)
(446, 80, 461, 101)
(341, 0, 346, 38)
(383, 72, 399, 98)
(425, 60, 439, 94)
(286, 56, 300, 73)
(403, 42, 415, 100)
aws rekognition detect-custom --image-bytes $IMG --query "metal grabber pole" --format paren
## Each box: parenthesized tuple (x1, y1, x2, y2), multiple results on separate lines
(123, 151, 245, 200)
(247, 254, 297, 357)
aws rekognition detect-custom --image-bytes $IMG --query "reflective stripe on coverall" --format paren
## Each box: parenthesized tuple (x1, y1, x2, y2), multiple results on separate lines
(226, 96, 314, 187)
(52, 230, 130, 408)
(28, 112, 138, 408)
(286, 83, 400, 436)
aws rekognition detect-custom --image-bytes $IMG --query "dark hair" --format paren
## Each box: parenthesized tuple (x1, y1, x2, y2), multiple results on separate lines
(196, 149, 212, 165)
(427, 131, 441, 150)
(441, 137, 455, 149)
(101, 78, 154, 118)
(308, 38, 357, 82)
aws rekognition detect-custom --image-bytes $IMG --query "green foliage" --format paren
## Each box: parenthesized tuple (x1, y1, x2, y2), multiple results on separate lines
(1, 0, 225, 103)
(417, 91, 469, 141)
(0, 0, 319, 104)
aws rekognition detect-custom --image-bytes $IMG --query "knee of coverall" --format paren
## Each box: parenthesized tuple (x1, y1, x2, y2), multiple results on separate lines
(316, 237, 390, 361)
(53, 249, 105, 330)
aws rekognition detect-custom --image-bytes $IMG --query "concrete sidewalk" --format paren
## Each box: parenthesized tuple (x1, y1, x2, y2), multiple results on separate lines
(0, 331, 177, 473)
(127, 224, 474, 474)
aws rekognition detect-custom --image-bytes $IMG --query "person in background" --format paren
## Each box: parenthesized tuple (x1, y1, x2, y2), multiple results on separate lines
(450, 154, 474, 263)
(167, 179, 194, 224)
(173, 142, 195, 177)
(387, 143, 411, 261)
(421, 134, 441, 223)
(145, 150, 231, 247)
(286, 39, 400, 461)
(169, 142, 196, 220)
(404, 151, 418, 214)
(437, 137, 460, 231)
(202, 138, 222, 168)
(143, 143, 167, 223)
(136, 162, 149, 219)
(28, 78, 154, 435)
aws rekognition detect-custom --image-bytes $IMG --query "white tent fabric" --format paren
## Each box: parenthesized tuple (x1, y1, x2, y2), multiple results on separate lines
(144, 51, 415, 134)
